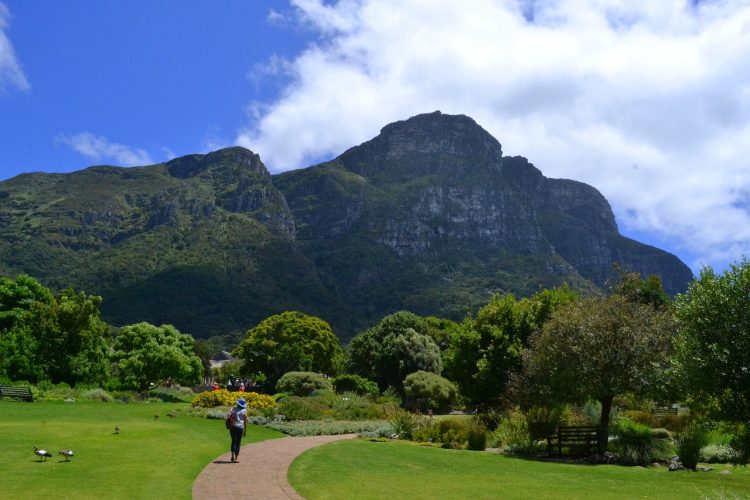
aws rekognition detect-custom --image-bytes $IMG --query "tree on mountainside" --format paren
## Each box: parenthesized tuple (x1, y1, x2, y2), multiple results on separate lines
(234, 311, 343, 391)
(110, 322, 203, 391)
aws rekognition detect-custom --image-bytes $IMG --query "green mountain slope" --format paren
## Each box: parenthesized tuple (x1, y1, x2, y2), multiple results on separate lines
(0, 112, 693, 340)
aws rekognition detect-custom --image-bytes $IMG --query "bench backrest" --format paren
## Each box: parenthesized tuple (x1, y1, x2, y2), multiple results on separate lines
(557, 426, 600, 441)
(0, 385, 33, 400)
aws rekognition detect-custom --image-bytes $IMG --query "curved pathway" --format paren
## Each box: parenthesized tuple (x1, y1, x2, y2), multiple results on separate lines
(192, 434, 357, 499)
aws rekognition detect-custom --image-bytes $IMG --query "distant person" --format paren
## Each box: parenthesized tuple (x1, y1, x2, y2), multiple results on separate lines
(239, 382, 245, 392)
(212, 382, 219, 391)
(228, 398, 248, 463)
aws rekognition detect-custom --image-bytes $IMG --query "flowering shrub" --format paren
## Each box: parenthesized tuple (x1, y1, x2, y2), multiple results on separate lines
(191, 389, 275, 410)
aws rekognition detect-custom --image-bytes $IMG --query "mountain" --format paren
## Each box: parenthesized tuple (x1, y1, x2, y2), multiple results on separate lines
(0, 112, 693, 340)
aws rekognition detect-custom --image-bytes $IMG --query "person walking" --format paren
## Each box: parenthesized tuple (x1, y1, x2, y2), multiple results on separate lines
(228, 398, 248, 463)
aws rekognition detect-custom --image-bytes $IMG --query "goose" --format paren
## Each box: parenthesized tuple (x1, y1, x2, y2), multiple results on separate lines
(58, 449, 74, 461)
(33, 447, 52, 462)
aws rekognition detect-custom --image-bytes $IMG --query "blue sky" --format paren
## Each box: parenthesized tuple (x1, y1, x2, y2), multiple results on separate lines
(0, 0, 310, 173)
(2, 0, 750, 274)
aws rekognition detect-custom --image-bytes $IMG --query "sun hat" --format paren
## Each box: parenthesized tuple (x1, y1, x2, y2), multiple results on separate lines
(236, 398, 246, 408)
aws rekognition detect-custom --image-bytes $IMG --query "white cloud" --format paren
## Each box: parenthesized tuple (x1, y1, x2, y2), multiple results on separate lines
(56, 132, 154, 167)
(0, 2, 30, 93)
(238, 0, 750, 272)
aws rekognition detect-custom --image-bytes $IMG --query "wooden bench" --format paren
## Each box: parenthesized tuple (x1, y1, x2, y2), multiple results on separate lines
(651, 406, 678, 417)
(0, 385, 33, 402)
(547, 425, 600, 456)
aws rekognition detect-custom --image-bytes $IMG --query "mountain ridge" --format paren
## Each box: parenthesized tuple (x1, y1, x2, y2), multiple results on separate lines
(0, 112, 693, 340)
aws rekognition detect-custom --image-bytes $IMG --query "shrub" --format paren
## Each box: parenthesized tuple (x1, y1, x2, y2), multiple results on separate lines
(33, 381, 77, 401)
(623, 410, 658, 428)
(332, 392, 389, 420)
(700, 444, 735, 464)
(473, 408, 503, 432)
(265, 420, 391, 437)
(273, 391, 391, 421)
(83, 389, 113, 402)
(492, 408, 532, 453)
(332, 374, 379, 397)
(433, 418, 470, 449)
(191, 389, 275, 411)
(403, 371, 457, 412)
(376, 386, 402, 406)
(276, 396, 323, 420)
(676, 421, 710, 470)
(730, 426, 750, 465)
(276, 371, 332, 396)
(527, 405, 571, 441)
(389, 408, 424, 440)
(651, 428, 672, 439)
(467, 422, 487, 451)
(658, 413, 690, 432)
(612, 419, 671, 465)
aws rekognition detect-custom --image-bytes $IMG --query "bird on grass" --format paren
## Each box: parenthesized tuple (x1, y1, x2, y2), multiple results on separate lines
(114, 426, 120, 434)
(33, 447, 52, 462)
(58, 449, 74, 461)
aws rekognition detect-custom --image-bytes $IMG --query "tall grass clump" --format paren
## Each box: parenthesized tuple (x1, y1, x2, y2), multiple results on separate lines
(612, 419, 671, 465)
(527, 405, 571, 442)
(467, 422, 487, 451)
(389, 408, 423, 440)
(676, 421, 710, 470)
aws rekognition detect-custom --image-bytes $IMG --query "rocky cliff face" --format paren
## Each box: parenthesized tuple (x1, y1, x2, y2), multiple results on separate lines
(0, 112, 693, 339)
(278, 111, 692, 297)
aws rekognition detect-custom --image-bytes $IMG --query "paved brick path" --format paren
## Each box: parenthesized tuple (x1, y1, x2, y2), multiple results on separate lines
(192, 434, 357, 499)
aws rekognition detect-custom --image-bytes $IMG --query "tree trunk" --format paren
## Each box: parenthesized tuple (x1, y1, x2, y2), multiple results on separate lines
(598, 395, 614, 454)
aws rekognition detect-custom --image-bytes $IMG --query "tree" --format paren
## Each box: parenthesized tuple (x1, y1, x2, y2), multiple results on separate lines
(233, 311, 342, 390)
(0, 274, 54, 331)
(608, 267, 671, 310)
(403, 370, 457, 412)
(675, 260, 750, 424)
(444, 288, 579, 408)
(110, 322, 203, 391)
(0, 276, 110, 385)
(32, 289, 111, 385)
(349, 311, 443, 392)
(520, 295, 676, 451)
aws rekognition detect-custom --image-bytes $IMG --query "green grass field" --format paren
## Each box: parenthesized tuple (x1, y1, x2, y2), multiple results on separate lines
(290, 439, 750, 499)
(0, 400, 283, 499)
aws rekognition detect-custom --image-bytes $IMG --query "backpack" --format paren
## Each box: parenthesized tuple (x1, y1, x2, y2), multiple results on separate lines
(225, 409, 234, 429)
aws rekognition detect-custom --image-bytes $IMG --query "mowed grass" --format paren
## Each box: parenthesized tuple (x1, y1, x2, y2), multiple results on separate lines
(290, 440, 750, 499)
(0, 400, 283, 499)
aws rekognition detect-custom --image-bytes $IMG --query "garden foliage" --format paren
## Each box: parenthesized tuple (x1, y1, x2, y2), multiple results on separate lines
(276, 371, 332, 396)
(191, 389, 275, 411)
(403, 370, 457, 412)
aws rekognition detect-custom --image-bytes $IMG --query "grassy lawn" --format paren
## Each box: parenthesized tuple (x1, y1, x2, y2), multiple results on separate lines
(0, 400, 284, 499)
(290, 439, 750, 499)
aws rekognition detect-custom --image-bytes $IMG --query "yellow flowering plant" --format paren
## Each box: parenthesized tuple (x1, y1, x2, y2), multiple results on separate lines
(191, 389, 275, 410)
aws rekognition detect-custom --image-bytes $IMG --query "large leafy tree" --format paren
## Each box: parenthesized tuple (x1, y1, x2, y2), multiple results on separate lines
(0, 275, 110, 385)
(444, 287, 579, 407)
(234, 311, 342, 390)
(111, 322, 203, 391)
(349, 311, 443, 392)
(521, 295, 676, 451)
(675, 260, 750, 424)
(31, 289, 111, 385)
